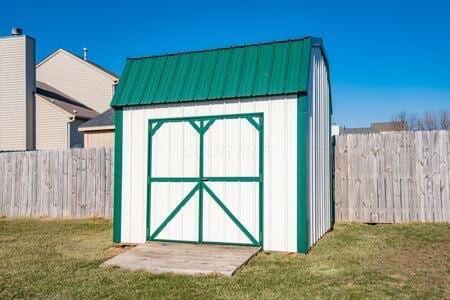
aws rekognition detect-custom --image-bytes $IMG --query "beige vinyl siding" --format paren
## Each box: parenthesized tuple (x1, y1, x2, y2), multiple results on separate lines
(0, 35, 35, 151)
(83, 129, 114, 148)
(69, 119, 85, 148)
(36, 50, 116, 113)
(36, 95, 69, 150)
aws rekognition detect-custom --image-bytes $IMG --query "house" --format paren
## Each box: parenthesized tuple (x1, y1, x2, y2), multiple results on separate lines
(340, 127, 378, 134)
(34, 81, 98, 148)
(78, 108, 115, 148)
(36, 49, 118, 149)
(0, 28, 118, 151)
(371, 121, 408, 132)
(37, 48, 118, 114)
(111, 37, 332, 253)
(340, 121, 408, 135)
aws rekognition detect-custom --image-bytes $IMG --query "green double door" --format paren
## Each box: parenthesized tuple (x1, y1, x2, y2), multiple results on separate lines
(147, 113, 263, 246)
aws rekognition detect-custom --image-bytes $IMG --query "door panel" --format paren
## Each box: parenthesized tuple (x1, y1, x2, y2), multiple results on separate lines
(203, 118, 259, 177)
(147, 113, 263, 246)
(203, 182, 259, 244)
(149, 182, 199, 242)
(151, 121, 199, 178)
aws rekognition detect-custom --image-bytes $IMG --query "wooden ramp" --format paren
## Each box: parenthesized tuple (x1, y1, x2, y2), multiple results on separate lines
(102, 242, 260, 277)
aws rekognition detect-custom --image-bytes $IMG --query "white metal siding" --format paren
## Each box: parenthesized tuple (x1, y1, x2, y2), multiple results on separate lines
(0, 35, 35, 151)
(308, 46, 332, 247)
(121, 95, 298, 252)
(36, 50, 116, 113)
(35, 96, 69, 150)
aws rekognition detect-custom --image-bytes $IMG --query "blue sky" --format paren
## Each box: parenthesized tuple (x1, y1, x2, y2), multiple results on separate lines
(1, 0, 449, 127)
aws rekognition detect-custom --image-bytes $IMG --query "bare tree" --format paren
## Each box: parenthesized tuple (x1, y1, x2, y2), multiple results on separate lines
(391, 109, 450, 131)
(422, 111, 438, 130)
(438, 110, 450, 130)
(406, 113, 420, 130)
(391, 111, 409, 130)
(391, 112, 417, 130)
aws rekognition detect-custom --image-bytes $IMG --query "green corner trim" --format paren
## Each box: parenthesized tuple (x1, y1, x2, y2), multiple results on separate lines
(151, 121, 164, 136)
(246, 116, 261, 131)
(330, 108, 335, 227)
(202, 119, 215, 133)
(113, 108, 123, 243)
(297, 94, 309, 253)
(189, 121, 201, 133)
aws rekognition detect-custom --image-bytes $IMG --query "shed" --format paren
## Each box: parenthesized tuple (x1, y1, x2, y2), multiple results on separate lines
(78, 109, 115, 148)
(111, 37, 332, 253)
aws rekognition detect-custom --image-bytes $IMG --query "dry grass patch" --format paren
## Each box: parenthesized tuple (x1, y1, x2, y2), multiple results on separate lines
(0, 220, 448, 299)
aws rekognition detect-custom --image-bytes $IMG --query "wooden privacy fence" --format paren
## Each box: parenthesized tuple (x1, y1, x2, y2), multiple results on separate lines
(334, 130, 450, 223)
(2, 133, 450, 223)
(0, 148, 113, 218)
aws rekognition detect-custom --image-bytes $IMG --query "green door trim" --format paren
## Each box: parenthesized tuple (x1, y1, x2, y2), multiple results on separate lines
(149, 177, 260, 183)
(146, 112, 264, 247)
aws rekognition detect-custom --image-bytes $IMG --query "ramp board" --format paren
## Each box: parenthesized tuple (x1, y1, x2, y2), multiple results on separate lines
(102, 242, 260, 276)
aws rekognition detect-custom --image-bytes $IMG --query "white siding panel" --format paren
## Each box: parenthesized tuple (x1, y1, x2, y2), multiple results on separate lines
(203, 182, 259, 244)
(204, 118, 258, 177)
(121, 95, 298, 252)
(152, 122, 199, 178)
(308, 47, 332, 247)
(152, 182, 199, 241)
(120, 110, 133, 242)
(130, 109, 147, 242)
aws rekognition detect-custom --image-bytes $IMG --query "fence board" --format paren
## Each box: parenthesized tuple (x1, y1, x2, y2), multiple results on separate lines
(335, 131, 450, 223)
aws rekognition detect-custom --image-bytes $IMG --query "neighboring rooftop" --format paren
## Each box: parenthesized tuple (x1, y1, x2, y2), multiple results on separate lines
(371, 121, 408, 132)
(79, 108, 114, 130)
(36, 81, 98, 120)
(340, 121, 408, 135)
(341, 127, 379, 134)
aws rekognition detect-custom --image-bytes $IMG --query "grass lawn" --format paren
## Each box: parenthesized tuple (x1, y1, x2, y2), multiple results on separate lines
(0, 220, 448, 299)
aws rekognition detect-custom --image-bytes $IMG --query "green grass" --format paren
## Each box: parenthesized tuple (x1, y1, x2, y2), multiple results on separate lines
(0, 220, 449, 299)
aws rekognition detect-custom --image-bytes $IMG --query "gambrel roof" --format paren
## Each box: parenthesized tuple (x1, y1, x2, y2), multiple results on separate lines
(111, 37, 314, 107)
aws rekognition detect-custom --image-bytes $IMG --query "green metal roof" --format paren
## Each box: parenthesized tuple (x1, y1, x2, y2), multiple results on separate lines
(111, 37, 312, 107)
